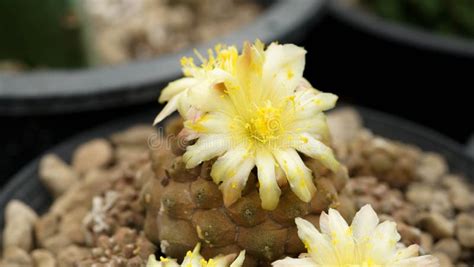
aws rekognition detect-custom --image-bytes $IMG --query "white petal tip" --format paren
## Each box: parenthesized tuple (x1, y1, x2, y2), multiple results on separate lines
(153, 117, 162, 126)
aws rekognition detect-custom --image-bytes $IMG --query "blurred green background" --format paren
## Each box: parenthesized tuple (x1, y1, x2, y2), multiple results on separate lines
(0, 0, 86, 69)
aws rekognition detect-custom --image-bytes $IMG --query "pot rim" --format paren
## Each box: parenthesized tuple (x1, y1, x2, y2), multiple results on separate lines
(329, 0, 474, 57)
(0, 0, 326, 115)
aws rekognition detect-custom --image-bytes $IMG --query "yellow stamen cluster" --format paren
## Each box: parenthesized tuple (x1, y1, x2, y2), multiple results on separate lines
(181, 45, 239, 77)
(246, 102, 283, 144)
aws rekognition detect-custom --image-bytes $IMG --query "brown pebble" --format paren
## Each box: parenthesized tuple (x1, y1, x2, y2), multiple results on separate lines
(433, 238, 461, 262)
(327, 108, 363, 145)
(1, 246, 33, 266)
(72, 138, 113, 173)
(456, 213, 474, 248)
(122, 244, 135, 259)
(429, 190, 453, 217)
(398, 223, 421, 245)
(39, 154, 79, 197)
(432, 252, 453, 267)
(91, 247, 104, 258)
(57, 245, 90, 266)
(443, 176, 474, 211)
(418, 212, 454, 239)
(2, 200, 38, 252)
(110, 125, 157, 148)
(406, 183, 433, 209)
(415, 153, 447, 184)
(32, 249, 56, 267)
(419, 232, 433, 254)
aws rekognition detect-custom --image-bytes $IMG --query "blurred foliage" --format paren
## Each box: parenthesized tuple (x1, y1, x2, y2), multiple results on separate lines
(0, 0, 86, 68)
(363, 0, 474, 38)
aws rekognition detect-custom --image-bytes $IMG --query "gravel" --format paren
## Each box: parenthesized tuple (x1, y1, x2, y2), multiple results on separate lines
(1, 110, 473, 266)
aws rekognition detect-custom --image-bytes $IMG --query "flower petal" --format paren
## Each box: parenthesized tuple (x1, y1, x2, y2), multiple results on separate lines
(235, 42, 264, 101)
(295, 78, 315, 92)
(210, 147, 249, 184)
(211, 254, 237, 267)
(255, 149, 281, 210)
(263, 43, 306, 101)
(295, 217, 337, 265)
(318, 211, 330, 236)
(390, 255, 439, 267)
(271, 256, 316, 267)
(326, 208, 351, 239)
(312, 92, 338, 111)
(176, 92, 193, 119)
(181, 243, 205, 267)
(294, 90, 338, 121)
(183, 135, 229, 168)
(292, 133, 340, 173)
(391, 244, 420, 261)
(159, 77, 197, 103)
(273, 148, 316, 202)
(351, 204, 379, 243)
(186, 78, 232, 113)
(218, 157, 255, 207)
(210, 147, 255, 206)
(289, 113, 330, 142)
(184, 112, 232, 135)
(366, 221, 401, 264)
(230, 250, 246, 267)
(324, 209, 356, 264)
(154, 94, 181, 125)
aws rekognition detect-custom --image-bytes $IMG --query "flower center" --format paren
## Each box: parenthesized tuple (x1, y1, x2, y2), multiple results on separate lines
(245, 102, 283, 144)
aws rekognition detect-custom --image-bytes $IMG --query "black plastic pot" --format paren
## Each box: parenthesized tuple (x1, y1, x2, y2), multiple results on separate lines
(0, 0, 326, 115)
(1, 106, 473, 235)
(328, 0, 474, 57)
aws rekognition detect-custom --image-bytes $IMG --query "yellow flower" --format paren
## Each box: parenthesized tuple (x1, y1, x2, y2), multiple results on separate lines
(272, 205, 439, 267)
(154, 45, 240, 125)
(146, 243, 245, 267)
(155, 41, 341, 210)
